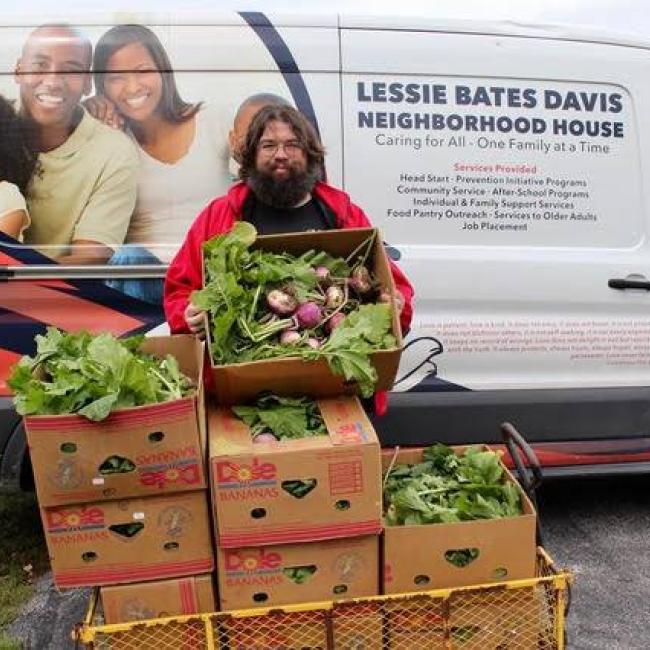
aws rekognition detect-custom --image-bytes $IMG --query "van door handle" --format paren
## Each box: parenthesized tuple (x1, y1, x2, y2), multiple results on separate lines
(608, 278, 650, 291)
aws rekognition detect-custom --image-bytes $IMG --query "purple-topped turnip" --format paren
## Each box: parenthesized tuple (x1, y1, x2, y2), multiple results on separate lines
(314, 266, 330, 283)
(253, 432, 278, 444)
(267, 289, 298, 315)
(306, 337, 322, 349)
(295, 302, 322, 328)
(326, 312, 346, 332)
(325, 285, 345, 309)
(349, 266, 372, 295)
(280, 330, 302, 346)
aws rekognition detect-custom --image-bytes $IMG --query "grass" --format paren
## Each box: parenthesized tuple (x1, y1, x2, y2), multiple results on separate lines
(0, 491, 49, 647)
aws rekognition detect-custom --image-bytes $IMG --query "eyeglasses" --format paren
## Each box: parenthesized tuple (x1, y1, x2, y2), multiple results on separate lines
(258, 140, 304, 157)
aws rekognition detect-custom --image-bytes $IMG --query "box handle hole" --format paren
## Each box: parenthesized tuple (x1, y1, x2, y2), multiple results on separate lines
(492, 566, 508, 580)
(164, 541, 179, 551)
(99, 455, 136, 475)
(445, 548, 479, 568)
(148, 431, 165, 443)
(252, 593, 268, 603)
(283, 565, 317, 584)
(60, 443, 77, 454)
(281, 479, 317, 499)
(335, 499, 351, 511)
(333, 584, 348, 595)
(81, 552, 98, 563)
(414, 574, 430, 586)
(108, 523, 144, 539)
(250, 508, 267, 519)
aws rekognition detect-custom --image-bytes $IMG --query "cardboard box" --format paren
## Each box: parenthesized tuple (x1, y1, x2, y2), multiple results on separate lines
(43, 490, 214, 589)
(101, 574, 216, 623)
(217, 535, 379, 610)
(25, 335, 207, 507)
(382, 447, 537, 594)
(209, 396, 382, 548)
(204, 228, 403, 404)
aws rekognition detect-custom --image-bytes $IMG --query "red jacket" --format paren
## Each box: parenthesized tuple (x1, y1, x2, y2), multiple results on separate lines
(164, 181, 414, 413)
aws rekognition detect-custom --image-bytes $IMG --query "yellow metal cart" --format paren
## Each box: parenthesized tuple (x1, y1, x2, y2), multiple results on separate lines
(75, 547, 571, 649)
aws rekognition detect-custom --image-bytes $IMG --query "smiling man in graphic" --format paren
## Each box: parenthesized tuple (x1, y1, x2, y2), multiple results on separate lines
(15, 24, 138, 264)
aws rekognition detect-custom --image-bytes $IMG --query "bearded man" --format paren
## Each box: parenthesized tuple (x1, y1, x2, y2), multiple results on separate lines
(164, 104, 413, 344)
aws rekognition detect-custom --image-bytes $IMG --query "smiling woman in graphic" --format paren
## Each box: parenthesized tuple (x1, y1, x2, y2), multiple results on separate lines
(89, 24, 231, 264)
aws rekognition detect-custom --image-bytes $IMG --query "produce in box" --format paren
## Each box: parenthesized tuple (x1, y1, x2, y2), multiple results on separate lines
(8, 328, 194, 421)
(232, 393, 327, 443)
(383, 444, 523, 526)
(191, 222, 396, 397)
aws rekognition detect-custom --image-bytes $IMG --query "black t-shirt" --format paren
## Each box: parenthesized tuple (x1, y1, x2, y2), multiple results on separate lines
(244, 196, 333, 234)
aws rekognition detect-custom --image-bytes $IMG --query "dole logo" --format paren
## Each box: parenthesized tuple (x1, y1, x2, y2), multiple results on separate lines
(216, 458, 277, 485)
(46, 506, 105, 531)
(225, 549, 282, 573)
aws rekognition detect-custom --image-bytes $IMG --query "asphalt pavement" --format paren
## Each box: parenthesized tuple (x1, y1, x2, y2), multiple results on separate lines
(7, 474, 650, 648)
(540, 474, 650, 650)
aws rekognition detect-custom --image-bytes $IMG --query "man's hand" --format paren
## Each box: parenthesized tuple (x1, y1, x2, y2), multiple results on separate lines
(379, 289, 405, 314)
(83, 96, 125, 130)
(184, 303, 206, 340)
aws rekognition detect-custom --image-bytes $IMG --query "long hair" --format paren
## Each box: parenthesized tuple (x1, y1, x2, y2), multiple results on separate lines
(0, 95, 38, 194)
(238, 105, 325, 180)
(93, 24, 201, 125)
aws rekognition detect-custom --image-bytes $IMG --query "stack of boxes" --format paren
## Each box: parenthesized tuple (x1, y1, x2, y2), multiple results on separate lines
(204, 228, 403, 611)
(24, 335, 216, 623)
(208, 396, 382, 609)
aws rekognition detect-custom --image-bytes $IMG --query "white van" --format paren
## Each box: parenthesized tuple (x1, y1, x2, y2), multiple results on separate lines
(2, 11, 650, 482)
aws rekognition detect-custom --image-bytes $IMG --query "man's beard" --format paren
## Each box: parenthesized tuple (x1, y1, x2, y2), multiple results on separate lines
(247, 162, 320, 209)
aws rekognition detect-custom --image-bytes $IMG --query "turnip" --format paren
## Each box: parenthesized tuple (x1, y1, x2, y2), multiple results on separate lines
(267, 289, 297, 315)
(326, 312, 346, 332)
(253, 432, 279, 444)
(280, 330, 302, 345)
(295, 302, 322, 328)
(314, 266, 330, 283)
(306, 337, 322, 349)
(349, 266, 372, 295)
(325, 285, 345, 309)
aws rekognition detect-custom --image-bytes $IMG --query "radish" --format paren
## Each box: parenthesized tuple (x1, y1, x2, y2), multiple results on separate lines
(325, 285, 345, 309)
(326, 313, 346, 332)
(295, 302, 322, 328)
(280, 330, 302, 345)
(266, 289, 297, 315)
(349, 266, 372, 295)
(314, 266, 330, 283)
(253, 432, 278, 443)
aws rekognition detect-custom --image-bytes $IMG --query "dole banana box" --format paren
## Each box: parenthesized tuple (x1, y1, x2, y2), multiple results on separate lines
(381, 446, 537, 594)
(216, 535, 378, 610)
(25, 335, 207, 507)
(42, 490, 214, 589)
(100, 574, 216, 624)
(208, 396, 382, 548)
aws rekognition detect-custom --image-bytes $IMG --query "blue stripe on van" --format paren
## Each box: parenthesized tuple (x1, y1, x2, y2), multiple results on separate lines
(239, 11, 321, 137)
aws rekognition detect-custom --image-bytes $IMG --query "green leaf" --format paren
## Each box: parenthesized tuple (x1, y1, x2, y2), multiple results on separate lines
(8, 329, 194, 420)
(383, 444, 524, 527)
(232, 394, 326, 441)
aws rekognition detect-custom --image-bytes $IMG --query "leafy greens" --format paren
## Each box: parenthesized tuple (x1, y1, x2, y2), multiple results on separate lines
(191, 223, 397, 398)
(232, 394, 327, 441)
(384, 444, 523, 526)
(9, 328, 194, 421)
